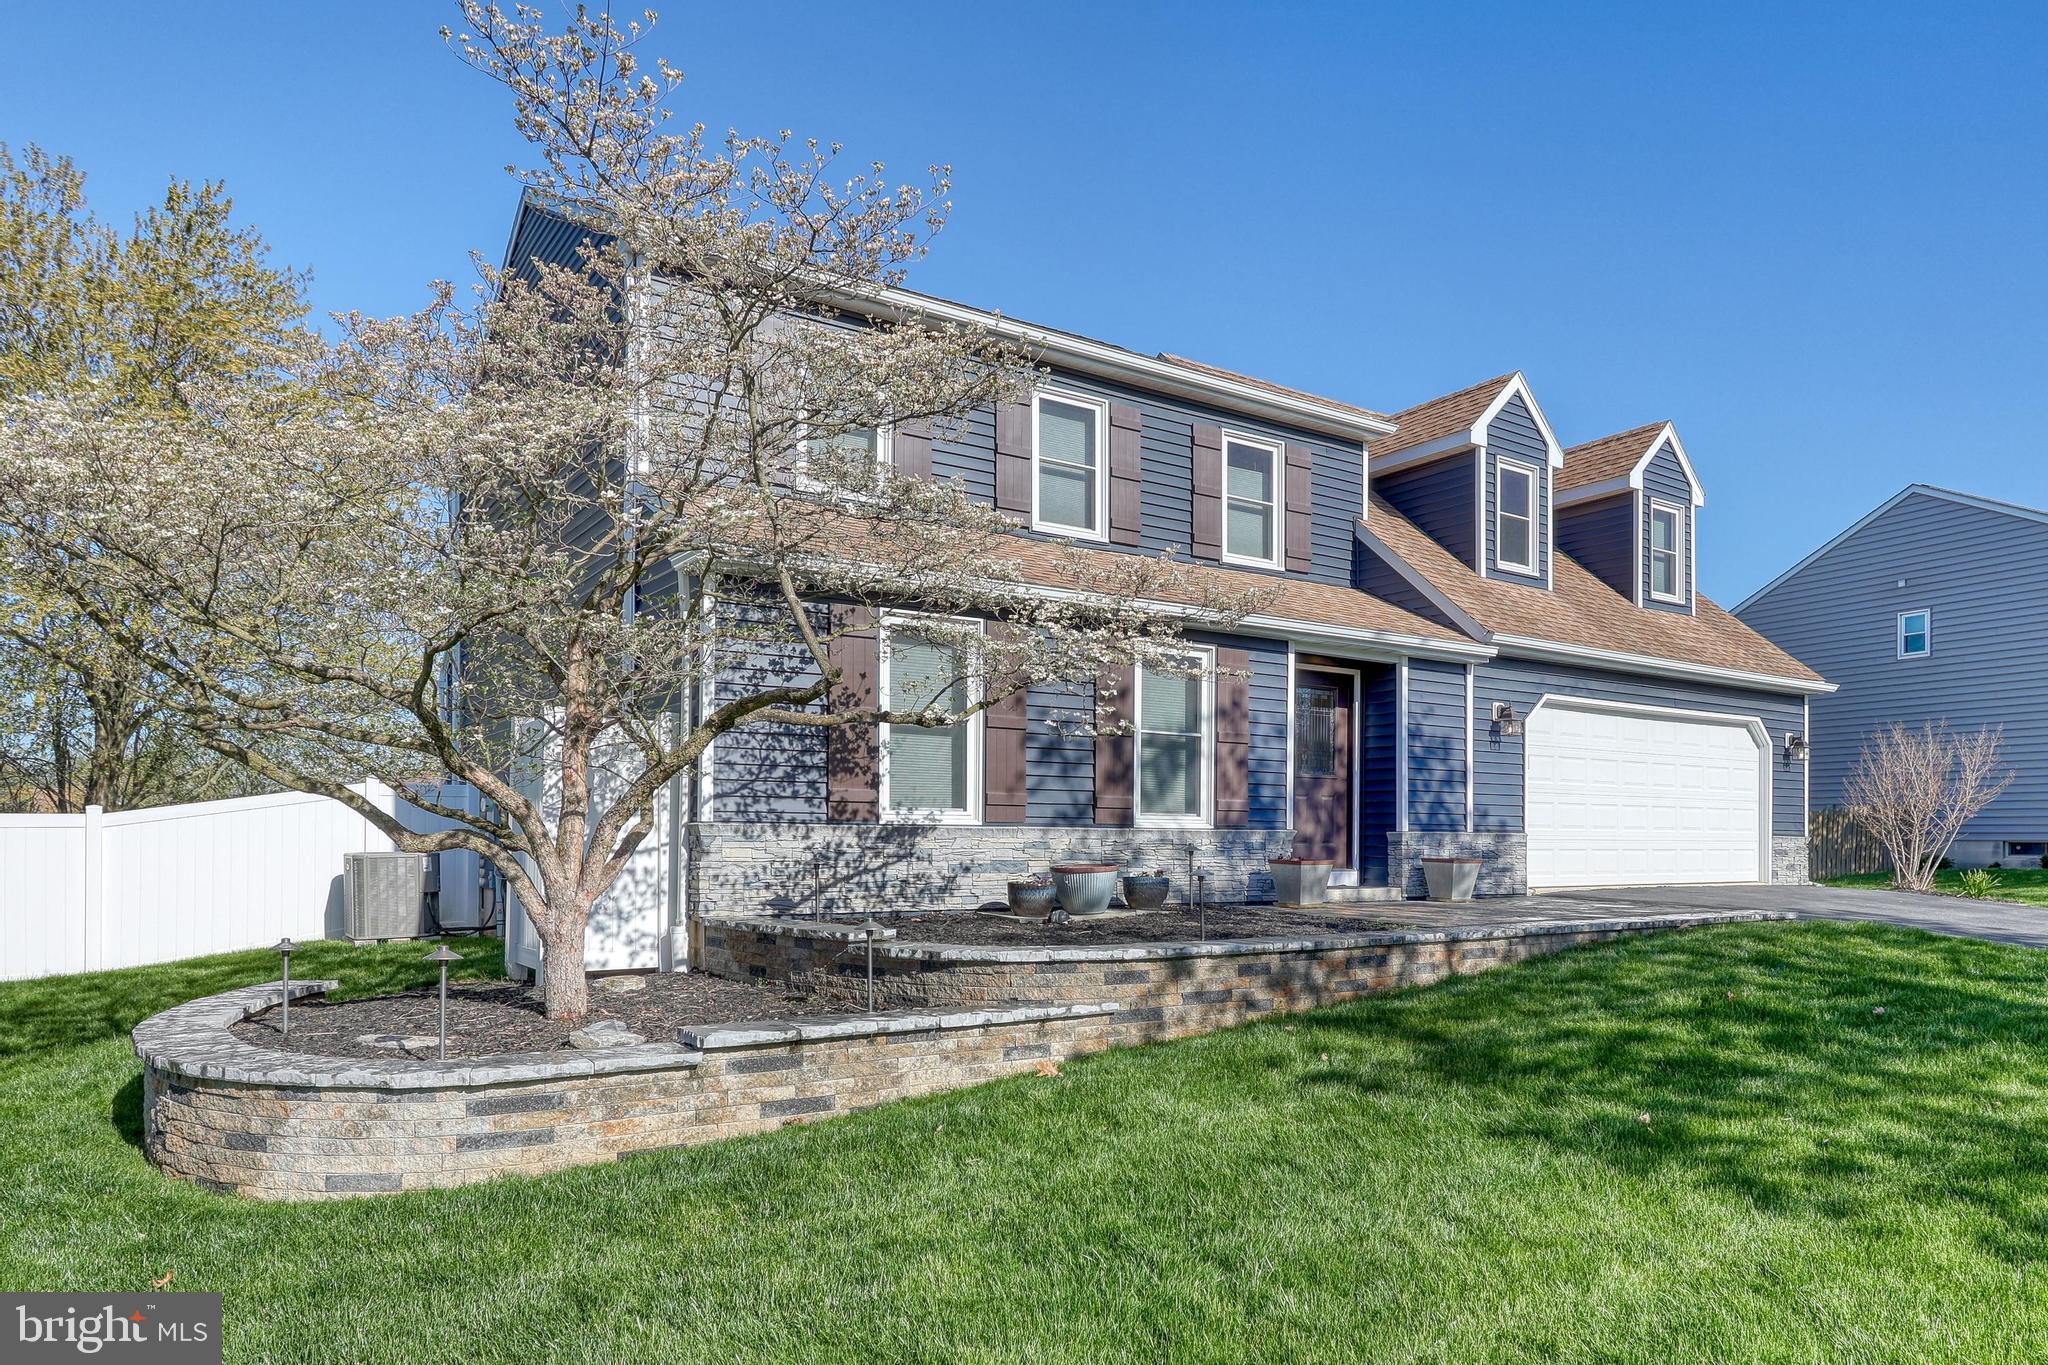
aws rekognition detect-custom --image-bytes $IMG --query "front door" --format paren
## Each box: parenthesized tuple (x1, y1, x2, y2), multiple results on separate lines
(1292, 669, 1355, 867)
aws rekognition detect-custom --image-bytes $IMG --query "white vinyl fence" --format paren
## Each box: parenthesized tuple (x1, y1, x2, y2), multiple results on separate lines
(0, 782, 483, 981)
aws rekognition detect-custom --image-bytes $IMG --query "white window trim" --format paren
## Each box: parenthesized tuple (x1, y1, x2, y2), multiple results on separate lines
(1494, 456, 1538, 576)
(1134, 644, 1216, 829)
(1218, 430, 1285, 570)
(1897, 609, 1932, 660)
(795, 419, 893, 499)
(877, 613, 984, 824)
(1030, 388, 1110, 542)
(1648, 499, 1685, 603)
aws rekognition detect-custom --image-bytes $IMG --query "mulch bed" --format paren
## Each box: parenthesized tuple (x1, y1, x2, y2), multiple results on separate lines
(883, 905, 1402, 948)
(231, 971, 827, 1061)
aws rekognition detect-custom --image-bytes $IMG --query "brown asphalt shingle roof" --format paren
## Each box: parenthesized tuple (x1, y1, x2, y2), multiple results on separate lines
(1559, 423, 1667, 494)
(1362, 494, 1822, 682)
(1154, 354, 1390, 424)
(1376, 374, 1517, 457)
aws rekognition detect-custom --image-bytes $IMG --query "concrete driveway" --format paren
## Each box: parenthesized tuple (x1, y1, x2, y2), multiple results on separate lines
(1560, 883, 2048, 950)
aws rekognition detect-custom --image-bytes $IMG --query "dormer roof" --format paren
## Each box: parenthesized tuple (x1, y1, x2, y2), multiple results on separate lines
(1557, 421, 1704, 508)
(1372, 371, 1565, 472)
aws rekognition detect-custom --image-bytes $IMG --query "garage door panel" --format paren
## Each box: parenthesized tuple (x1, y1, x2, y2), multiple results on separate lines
(1527, 702, 1763, 889)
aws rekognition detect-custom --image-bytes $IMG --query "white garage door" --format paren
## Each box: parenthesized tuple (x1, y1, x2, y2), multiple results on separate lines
(1526, 701, 1764, 889)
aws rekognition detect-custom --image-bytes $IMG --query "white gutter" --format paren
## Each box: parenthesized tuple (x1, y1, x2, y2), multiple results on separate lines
(836, 285, 1398, 443)
(1490, 634, 1838, 696)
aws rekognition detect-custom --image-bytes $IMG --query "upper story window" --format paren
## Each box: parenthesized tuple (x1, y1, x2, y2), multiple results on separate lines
(879, 617, 982, 823)
(1898, 609, 1931, 659)
(1648, 501, 1684, 602)
(1222, 433, 1283, 569)
(1136, 650, 1213, 826)
(1495, 458, 1536, 575)
(800, 422, 891, 494)
(1032, 391, 1107, 539)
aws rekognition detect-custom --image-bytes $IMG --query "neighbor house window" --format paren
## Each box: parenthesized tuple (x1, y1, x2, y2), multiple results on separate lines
(1032, 391, 1107, 538)
(1135, 651, 1213, 826)
(1495, 459, 1536, 574)
(1897, 609, 1931, 659)
(880, 618, 981, 822)
(1222, 433, 1283, 568)
(1649, 501, 1683, 601)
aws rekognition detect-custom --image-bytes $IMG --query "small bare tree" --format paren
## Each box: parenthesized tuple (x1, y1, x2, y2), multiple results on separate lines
(1845, 722, 2012, 892)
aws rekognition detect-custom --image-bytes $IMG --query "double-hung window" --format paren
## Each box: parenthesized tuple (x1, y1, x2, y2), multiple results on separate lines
(1222, 433, 1282, 568)
(1135, 650, 1213, 826)
(1648, 501, 1683, 602)
(1898, 609, 1931, 659)
(800, 421, 891, 495)
(880, 617, 981, 822)
(1032, 391, 1107, 539)
(1495, 459, 1536, 574)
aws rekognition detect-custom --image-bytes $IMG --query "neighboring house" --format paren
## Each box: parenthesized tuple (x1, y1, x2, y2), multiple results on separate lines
(1736, 484, 2048, 868)
(496, 198, 1830, 971)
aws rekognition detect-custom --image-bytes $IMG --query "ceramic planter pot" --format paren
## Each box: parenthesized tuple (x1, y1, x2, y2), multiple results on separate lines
(1122, 874, 1171, 913)
(1006, 881, 1058, 917)
(1269, 857, 1333, 906)
(1051, 863, 1120, 917)
(1421, 856, 1481, 902)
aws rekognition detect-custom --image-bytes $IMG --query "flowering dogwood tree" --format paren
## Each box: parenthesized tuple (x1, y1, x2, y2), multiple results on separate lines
(0, 6, 1262, 1018)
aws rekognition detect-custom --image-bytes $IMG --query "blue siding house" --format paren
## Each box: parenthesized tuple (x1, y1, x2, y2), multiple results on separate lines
(498, 197, 1832, 958)
(1737, 485, 2048, 868)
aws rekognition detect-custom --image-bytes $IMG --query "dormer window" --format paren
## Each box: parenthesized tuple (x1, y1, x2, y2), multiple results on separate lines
(1222, 432, 1283, 569)
(1495, 459, 1536, 574)
(1649, 501, 1683, 602)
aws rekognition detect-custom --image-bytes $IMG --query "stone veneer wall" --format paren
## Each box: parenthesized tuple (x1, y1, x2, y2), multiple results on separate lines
(1772, 836, 1811, 886)
(687, 822, 1294, 917)
(1386, 832, 1528, 898)
(136, 981, 1119, 1200)
(140, 909, 1791, 1200)
(697, 908, 1786, 1047)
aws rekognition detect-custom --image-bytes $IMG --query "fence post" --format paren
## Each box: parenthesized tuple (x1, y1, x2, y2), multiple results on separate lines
(81, 804, 104, 973)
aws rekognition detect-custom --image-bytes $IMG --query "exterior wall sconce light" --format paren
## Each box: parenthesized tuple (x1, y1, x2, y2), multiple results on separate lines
(1492, 701, 1523, 738)
(1785, 732, 1810, 762)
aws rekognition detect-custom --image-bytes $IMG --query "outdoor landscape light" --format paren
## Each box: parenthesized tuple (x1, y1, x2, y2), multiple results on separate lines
(857, 919, 886, 1011)
(425, 944, 463, 1060)
(1492, 701, 1524, 738)
(1785, 732, 1811, 761)
(272, 938, 297, 1040)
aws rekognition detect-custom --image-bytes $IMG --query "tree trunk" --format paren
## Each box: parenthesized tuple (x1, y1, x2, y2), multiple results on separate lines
(537, 906, 593, 1021)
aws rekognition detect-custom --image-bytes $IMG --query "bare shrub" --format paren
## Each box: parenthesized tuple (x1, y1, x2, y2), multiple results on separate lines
(1845, 723, 2012, 893)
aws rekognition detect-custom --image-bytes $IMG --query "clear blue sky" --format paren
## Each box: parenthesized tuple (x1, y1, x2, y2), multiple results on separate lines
(6, 2, 2043, 604)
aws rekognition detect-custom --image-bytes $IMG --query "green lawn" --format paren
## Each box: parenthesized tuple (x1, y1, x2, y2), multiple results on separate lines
(1824, 867, 2048, 907)
(4, 924, 2047, 1363)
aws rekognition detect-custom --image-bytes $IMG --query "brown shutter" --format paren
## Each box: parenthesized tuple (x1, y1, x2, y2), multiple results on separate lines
(1191, 424, 1223, 560)
(983, 622, 1030, 824)
(1109, 401, 1144, 545)
(994, 400, 1033, 516)
(825, 604, 879, 822)
(1093, 665, 1135, 827)
(1284, 443, 1314, 572)
(892, 418, 932, 480)
(1214, 647, 1250, 826)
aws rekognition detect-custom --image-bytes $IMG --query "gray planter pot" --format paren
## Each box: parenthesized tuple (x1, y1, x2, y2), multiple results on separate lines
(1421, 857, 1481, 902)
(1269, 858, 1333, 906)
(1122, 874, 1171, 913)
(1006, 882, 1058, 917)
(1051, 863, 1120, 917)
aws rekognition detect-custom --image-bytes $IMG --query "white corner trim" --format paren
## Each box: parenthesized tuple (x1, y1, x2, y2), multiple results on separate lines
(1491, 634, 1838, 695)
(1464, 665, 1475, 834)
(1394, 660, 1410, 834)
